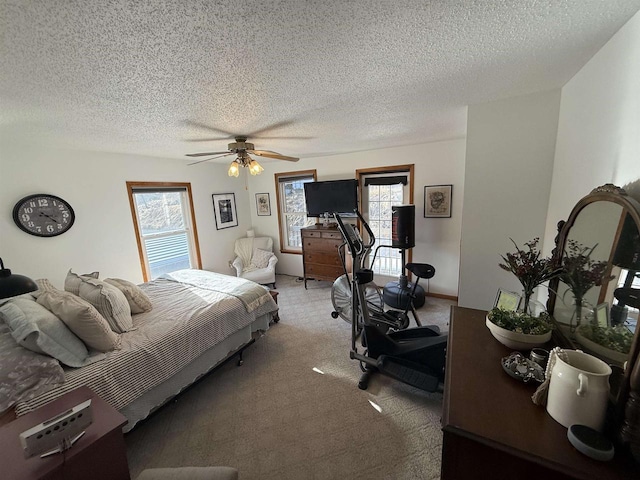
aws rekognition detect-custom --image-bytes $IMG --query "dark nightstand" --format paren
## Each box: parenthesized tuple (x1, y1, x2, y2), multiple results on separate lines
(0, 387, 130, 480)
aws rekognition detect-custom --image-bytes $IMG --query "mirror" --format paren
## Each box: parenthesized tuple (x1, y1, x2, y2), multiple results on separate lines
(547, 183, 640, 437)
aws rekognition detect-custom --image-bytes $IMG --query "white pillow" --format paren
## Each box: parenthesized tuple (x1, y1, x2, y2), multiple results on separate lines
(65, 270, 133, 333)
(252, 248, 273, 269)
(0, 297, 103, 367)
(37, 288, 121, 353)
(104, 278, 152, 314)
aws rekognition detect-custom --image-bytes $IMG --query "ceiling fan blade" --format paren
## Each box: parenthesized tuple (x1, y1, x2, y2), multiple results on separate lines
(250, 150, 299, 162)
(186, 151, 230, 157)
(248, 120, 294, 137)
(187, 153, 234, 166)
(184, 137, 231, 142)
(184, 120, 236, 137)
(251, 135, 315, 140)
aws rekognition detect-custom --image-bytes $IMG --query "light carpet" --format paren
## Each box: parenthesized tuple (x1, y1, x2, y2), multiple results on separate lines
(126, 274, 455, 480)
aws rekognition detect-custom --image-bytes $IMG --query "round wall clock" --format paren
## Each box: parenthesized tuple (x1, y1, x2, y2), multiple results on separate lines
(12, 194, 75, 237)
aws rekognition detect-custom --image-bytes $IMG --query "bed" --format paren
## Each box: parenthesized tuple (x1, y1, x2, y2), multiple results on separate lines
(6, 269, 278, 432)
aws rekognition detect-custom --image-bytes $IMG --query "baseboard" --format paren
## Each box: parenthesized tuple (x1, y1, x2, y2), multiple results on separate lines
(425, 292, 458, 302)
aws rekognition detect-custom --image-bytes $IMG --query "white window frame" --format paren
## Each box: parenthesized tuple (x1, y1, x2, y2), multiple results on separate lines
(274, 170, 317, 254)
(356, 165, 414, 283)
(127, 182, 202, 281)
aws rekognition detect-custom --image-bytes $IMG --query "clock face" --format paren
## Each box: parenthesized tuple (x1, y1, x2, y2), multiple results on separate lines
(12, 194, 75, 237)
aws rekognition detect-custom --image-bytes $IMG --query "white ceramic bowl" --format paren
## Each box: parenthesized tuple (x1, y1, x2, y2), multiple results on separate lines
(575, 331, 628, 366)
(485, 316, 552, 351)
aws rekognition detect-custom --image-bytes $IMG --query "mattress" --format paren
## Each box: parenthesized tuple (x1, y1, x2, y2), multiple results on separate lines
(14, 270, 278, 428)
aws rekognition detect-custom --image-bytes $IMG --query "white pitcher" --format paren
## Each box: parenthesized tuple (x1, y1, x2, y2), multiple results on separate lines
(546, 350, 612, 431)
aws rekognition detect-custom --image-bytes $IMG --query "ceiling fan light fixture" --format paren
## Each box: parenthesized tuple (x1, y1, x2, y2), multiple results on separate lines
(248, 158, 264, 176)
(228, 161, 240, 177)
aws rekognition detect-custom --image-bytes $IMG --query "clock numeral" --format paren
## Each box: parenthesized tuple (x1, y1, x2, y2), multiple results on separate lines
(59, 205, 65, 211)
(63, 218, 68, 224)
(57, 224, 63, 230)
(27, 221, 35, 227)
(21, 214, 30, 222)
(62, 211, 69, 218)
(29, 201, 36, 208)
(23, 207, 33, 214)
(35, 226, 42, 233)
(46, 225, 55, 233)
(38, 199, 49, 207)
(53, 200, 58, 206)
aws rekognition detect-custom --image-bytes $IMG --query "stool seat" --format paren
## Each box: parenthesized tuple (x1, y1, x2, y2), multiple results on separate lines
(406, 262, 435, 279)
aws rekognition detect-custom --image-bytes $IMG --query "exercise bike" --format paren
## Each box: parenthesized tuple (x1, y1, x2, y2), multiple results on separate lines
(332, 210, 448, 392)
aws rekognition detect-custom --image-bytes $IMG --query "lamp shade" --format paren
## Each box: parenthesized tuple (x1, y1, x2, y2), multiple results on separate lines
(0, 258, 37, 299)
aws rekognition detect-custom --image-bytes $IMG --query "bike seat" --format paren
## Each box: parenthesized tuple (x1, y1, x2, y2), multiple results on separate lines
(406, 263, 435, 280)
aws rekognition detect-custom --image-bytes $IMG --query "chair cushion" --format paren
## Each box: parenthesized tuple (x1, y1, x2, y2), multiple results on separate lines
(65, 270, 133, 333)
(136, 467, 238, 480)
(252, 248, 273, 269)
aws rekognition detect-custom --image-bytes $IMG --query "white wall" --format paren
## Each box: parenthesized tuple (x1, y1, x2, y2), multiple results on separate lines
(543, 10, 640, 253)
(245, 139, 467, 298)
(459, 89, 562, 310)
(0, 142, 251, 286)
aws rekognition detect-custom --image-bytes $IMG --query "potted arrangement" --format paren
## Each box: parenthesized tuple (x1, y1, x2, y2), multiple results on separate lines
(558, 239, 612, 333)
(498, 237, 560, 315)
(486, 307, 553, 350)
(487, 237, 559, 350)
(575, 323, 633, 365)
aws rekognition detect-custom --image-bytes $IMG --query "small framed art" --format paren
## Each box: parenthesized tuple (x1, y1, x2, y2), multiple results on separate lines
(256, 193, 271, 216)
(594, 303, 610, 327)
(212, 193, 238, 230)
(425, 184, 452, 218)
(494, 289, 521, 311)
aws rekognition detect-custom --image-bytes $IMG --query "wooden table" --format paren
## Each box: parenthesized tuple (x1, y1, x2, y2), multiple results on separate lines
(441, 306, 638, 479)
(0, 387, 130, 480)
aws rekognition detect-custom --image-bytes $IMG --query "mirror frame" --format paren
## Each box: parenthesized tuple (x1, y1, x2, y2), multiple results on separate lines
(547, 183, 640, 437)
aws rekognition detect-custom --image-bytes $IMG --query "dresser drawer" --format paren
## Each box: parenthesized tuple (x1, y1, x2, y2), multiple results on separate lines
(301, 229, 321, 238)
(305, 263, 344, 278)
(321, 230, 343, 240)
(303, 238, 342, 253)
(304, 251, 344, 267)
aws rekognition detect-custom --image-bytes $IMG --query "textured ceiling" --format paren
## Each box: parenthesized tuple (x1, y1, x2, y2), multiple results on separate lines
(1, 0, 639, 163)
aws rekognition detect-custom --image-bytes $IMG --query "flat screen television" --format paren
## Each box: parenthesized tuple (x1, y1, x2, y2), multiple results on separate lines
(304, 179, 358, 217)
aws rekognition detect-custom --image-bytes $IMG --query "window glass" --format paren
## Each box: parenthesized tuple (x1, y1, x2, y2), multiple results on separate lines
(275, 171, 317, 253)
(127, 183, 201, 281)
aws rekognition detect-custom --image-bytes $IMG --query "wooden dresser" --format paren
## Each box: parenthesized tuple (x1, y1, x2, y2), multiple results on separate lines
(301, 224, 348, 288)
(442, 306, 638, 479)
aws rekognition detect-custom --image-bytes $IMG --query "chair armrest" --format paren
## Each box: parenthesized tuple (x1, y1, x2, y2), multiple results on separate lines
(267, 254, 278, 268)
(231, 257, 243, 276)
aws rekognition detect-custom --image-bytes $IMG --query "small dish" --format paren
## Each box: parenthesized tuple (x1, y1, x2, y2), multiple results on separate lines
(501, 352, 545, 384)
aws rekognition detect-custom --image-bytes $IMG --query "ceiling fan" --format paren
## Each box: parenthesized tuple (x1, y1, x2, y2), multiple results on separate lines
(185, 121, 301, 176)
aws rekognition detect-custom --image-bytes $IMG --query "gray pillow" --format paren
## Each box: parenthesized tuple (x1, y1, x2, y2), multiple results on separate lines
(104, 278, 153, 314)
(37, 288, 121, 353)
(0, 297, 104, 368)
(0, 321, 65, 413)
(65, 270, 133, 333)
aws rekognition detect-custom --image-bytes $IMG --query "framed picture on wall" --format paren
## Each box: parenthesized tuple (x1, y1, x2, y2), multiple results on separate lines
(424, 184, 452, 218)
(212, 193, 238, 230)
(256, 193, 271, 216)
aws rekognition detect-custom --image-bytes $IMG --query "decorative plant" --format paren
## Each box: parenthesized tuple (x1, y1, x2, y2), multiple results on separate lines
(577, 324, 633, 354)
(487, 307, 553, 335)
(499, 238, 560, 315)
(558, 239, 613, 331)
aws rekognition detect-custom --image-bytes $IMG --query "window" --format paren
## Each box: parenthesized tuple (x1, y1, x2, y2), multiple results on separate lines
(127, 182, 202, 281)
(356, 165, 414, 278)
(274, 170, 317, 253)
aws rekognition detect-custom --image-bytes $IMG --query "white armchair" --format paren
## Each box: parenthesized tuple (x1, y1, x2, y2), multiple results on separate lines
(231, 236, 278, 288)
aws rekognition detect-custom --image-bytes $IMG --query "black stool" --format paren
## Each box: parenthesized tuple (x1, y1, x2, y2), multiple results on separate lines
(382, 263, 435, 327)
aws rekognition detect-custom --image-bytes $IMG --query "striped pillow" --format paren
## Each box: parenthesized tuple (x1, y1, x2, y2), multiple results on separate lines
(104, 278, 152, 314)
(65, 270, 133, 333)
